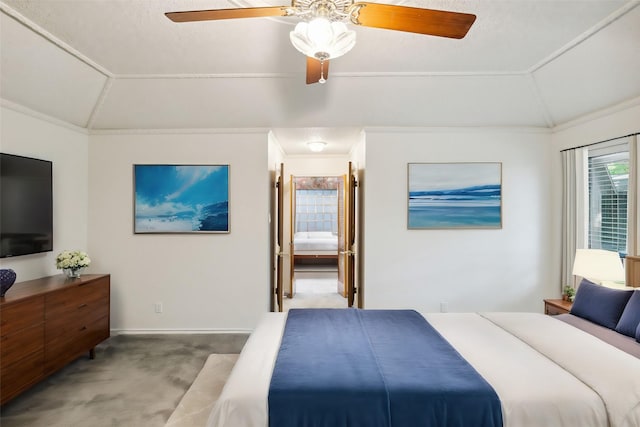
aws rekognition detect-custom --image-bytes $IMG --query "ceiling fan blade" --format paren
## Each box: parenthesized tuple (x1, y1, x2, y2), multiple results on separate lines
(306, 57, 330, 85)
(352, 3, 476, 39)
(166, 6, 290, 23)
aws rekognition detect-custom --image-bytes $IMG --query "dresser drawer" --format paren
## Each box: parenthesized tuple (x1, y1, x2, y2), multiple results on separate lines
(45, 279, 109, 320)
(544, 299, 572, 316)
(0, 274, 110, 405)
(1, 349, 44, 403)
(46, 296, 109, 342)
(45, 315, 109, 374)
(546, 305, 569, 315)
(1, 322, 44, 368)
(0, 296, 45, 336)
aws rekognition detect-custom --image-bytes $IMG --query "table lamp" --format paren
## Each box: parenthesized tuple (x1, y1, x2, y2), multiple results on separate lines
(572, 248, 625, 287)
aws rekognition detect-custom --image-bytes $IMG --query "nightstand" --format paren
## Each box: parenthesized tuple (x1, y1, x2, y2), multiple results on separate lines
(544, 299, 573, 315)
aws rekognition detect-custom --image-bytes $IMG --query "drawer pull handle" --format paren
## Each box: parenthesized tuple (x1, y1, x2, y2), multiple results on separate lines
(79, 326, 87, 331)
(78, 303, 88, 308)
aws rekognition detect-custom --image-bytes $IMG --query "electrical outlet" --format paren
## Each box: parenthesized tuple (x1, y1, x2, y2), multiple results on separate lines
(154, 302, 163, 313)
(440, 302, 448, 313)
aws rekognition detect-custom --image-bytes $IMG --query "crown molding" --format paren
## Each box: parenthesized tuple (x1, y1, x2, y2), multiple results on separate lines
(89, 127, 271, 136)
(363, 126, 551, 135)
(1, 98, 89, 134)
(552, 95, 640, 133)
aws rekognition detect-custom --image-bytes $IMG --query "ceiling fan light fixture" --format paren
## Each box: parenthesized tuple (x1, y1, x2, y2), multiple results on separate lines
(290, 18, 356, 60)
(307, 141, 327, 152)
(308, 17, 333, 46)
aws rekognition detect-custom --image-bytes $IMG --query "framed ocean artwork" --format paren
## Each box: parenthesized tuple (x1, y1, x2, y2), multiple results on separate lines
(134, 164, 229, 233)
(408, 163, 502, 229)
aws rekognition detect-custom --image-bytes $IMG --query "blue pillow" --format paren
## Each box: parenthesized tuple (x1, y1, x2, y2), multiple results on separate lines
(570, 279, 633, 329)
(615, 291, 640, 337)
(637, 322, 640, 343)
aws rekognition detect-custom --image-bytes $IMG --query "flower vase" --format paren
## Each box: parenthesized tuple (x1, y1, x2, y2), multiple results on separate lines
(64, 268, 83, 278)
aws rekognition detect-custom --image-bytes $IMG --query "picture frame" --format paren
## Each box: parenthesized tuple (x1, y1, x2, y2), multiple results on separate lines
(134, 164, 229, 234)
(408, 162, 502, 229)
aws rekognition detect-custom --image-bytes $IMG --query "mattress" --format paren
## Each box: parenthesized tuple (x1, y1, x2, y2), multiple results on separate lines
(207, 311, 640, 427)
(293, 232, 338, 252)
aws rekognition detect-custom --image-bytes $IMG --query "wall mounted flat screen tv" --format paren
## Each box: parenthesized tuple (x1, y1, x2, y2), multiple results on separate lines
(1, 153, 53, 258)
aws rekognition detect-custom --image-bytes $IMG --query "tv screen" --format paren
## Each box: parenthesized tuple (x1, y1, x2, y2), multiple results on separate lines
(1, 153, 53, 258)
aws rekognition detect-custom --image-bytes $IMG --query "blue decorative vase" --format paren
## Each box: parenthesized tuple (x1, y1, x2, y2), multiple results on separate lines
(0, 269, 17, 297)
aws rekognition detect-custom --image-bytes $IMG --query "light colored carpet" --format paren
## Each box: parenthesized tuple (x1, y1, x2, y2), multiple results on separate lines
(165, 354, 239, 427)
(0, 334, 247, 427)
(167, 274, 345, 427)
(284, 271, 347, 311)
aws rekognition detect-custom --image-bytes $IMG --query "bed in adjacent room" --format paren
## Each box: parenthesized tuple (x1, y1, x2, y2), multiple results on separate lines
(207, 282, 640, 427)
(293, 231, 338, 261)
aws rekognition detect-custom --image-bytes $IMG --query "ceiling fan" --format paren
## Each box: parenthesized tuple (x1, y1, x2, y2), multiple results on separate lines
(166, 1, 476, 84)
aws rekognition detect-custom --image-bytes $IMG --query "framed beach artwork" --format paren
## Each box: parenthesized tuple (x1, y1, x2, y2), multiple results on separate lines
(134, 164, 229, 233)
(408, 162, 502, 229)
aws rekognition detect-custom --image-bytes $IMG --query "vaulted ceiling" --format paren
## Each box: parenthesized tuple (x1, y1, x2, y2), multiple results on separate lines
(1, 0, 639, 150)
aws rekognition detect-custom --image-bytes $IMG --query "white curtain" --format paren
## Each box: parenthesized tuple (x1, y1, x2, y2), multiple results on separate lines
(628, 134, 639, 257)
(561, 134, 638, 289)
(561, 148, 586, 289)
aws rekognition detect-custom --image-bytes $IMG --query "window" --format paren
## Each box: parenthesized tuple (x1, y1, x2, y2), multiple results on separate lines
(295, 189, 338, 233)
(587, 144, 629, 256)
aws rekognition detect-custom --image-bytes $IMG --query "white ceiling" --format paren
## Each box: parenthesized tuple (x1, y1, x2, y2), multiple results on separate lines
(1, 0, 639, 154)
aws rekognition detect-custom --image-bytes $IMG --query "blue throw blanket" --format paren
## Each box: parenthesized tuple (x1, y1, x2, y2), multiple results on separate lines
(268, 309, 502, 427)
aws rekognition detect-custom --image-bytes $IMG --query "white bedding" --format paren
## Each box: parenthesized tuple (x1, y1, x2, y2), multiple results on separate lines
(293, 231, 338, 253)
(207, 312, 640, 427)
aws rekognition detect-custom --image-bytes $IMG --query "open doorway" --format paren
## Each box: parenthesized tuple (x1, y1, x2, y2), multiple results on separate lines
(269, 129, 363, 313)
(285, 176, 346, 311)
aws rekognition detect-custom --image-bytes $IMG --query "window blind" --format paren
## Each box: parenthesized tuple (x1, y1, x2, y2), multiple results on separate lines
(587, 146, 629, 254)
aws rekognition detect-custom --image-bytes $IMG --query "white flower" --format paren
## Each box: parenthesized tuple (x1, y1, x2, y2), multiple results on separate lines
(56, 250, 91, 270)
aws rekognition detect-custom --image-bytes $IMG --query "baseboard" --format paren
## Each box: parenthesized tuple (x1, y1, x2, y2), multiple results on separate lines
(110, 328, 252, 335)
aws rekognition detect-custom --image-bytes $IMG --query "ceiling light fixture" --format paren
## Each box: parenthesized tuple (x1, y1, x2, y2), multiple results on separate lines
(290, 17, 356, 62)
(288, 1, 357, 84)
(166, 1, 477, 85)
(307, 141, 327, 152)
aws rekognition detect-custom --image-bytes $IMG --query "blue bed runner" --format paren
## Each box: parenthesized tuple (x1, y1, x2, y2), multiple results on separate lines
(268, 309, 502, 427)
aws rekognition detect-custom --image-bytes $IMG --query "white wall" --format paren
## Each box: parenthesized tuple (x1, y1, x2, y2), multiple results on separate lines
(0, 106, 89, 281)
(284, 155, 350, 177)
(88, 131, 270, 332)
(6, 99, 636, 329)
(551, 102, 640, 151)
(363, 128, 553, 312)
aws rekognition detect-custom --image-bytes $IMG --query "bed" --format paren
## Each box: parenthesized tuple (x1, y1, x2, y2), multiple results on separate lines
(207, 281, 640, 427)
(293, 231, 338, 261)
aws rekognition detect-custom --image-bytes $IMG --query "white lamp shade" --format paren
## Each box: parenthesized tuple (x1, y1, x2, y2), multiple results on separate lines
(290, 18, 356, 60)
(572, 249, 625, 283)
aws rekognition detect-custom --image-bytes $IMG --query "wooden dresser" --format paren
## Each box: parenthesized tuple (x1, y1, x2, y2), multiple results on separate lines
(0, 274, 110, 405)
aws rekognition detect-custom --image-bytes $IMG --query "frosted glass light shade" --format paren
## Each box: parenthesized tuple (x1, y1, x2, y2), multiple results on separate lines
(290, 18, 356, 60)
(307, 141, 327, 152)
(572, 249, 625, 283)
